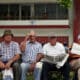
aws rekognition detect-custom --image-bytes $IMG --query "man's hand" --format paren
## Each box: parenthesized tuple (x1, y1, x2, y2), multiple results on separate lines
(20, 42, 26, 52)
(20, 34, 30, 52)
(36, 53, 44, 62)
(29, 62, 36, 71)
(0, 61, 5, 69)
(5, 61, 12, 69)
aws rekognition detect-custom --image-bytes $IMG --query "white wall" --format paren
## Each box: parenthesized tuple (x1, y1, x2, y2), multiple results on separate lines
(0, 0, 74, 46)
(0, 20, 73, 45)
(0, 28, 73, 46)
(0, 0, 57, 4)
(0, 20, 69, 26)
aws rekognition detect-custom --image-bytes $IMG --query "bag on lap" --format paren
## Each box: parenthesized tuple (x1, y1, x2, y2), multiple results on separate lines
(2, 68, 13, 80)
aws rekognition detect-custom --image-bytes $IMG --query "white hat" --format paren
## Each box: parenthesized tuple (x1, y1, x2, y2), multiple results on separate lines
(29, 30, 36, 36)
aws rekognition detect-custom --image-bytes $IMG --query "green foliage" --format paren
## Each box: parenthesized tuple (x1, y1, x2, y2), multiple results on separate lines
(58, 0, 72, 8)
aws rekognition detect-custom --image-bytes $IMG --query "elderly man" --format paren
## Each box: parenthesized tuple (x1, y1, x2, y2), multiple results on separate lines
(20, 30, 43, 80)
(0, 30, 21, 80)
(41, 36, 70, 80)
(70, 34, 80, 80)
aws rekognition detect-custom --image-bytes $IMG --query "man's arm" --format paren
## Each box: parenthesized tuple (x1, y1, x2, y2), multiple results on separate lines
(69, 52, 80, 58)
(9, 42, 21, 63)
(29, 44, 44, 71)
(36, 43, 44, 62)
(69, 43, 80, 58)
(20, 42, 26, 52)
(5, 54, 20, 69)
(9, 54, 20, 64)
(5, 43, 21, 69)
(0, 61, 5, 69)
(29, 53, 44, 71)
(20, 35, 29, 52)
(36, 53, 44, 63)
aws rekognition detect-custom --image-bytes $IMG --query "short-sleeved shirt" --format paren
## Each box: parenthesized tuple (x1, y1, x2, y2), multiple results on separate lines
(71, 42, 80, 55)
(22, 41, 43, 63)
(43, 42, 66, 56)
(0, 41, 21, 62)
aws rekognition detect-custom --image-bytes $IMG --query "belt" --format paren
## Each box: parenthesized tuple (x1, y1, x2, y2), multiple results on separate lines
(24, 60, 33, 64)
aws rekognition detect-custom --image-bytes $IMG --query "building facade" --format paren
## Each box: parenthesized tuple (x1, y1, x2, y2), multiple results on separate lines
(0, 0, 75, 46)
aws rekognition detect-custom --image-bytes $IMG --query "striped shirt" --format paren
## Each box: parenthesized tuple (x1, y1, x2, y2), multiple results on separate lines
(22, 41, 43, 63)
(0, 41, 21, 62)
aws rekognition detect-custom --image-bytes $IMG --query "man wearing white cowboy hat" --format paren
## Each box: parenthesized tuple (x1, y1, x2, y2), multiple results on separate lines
(0, 30, 21, 80)
(20, 30, 43, 80)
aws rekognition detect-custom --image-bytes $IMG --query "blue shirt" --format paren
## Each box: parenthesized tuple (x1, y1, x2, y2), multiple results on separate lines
(0, 41, 21, 62)
(22, 41, 43, 63)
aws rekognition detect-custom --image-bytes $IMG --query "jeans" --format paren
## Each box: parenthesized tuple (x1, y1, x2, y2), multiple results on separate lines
(73, 70, 78, 80)
(70, 59, 80, 80)
(20, 62, 43, 80)
(41, 61, 70, 80)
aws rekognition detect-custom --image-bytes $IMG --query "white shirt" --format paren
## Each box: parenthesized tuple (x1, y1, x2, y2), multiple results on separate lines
(43, 42, 66, 56)
(71, 42, 80, 55)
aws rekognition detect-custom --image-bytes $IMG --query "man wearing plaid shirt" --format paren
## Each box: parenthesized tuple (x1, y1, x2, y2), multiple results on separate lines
(0, 30, 21, 80)
(20, 30, 43, 80)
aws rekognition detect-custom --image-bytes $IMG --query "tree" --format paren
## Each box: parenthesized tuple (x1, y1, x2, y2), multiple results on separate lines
(58, 0, 72, 8)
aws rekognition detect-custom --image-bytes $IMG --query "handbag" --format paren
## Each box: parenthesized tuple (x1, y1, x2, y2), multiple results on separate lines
(2, 68, 13, 80)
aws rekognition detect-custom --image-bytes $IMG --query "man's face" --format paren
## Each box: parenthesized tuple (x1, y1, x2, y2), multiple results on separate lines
(4, 35, 12, 43)
(29, 35, 36, 43)
(50, 38, 57, 46)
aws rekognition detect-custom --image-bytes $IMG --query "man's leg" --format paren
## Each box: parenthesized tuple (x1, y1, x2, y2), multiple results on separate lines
(41, 62, 53, 80)
(34, 62, 43, 80)
(77, 68, 80, 80)
(12, 62, 21, 80)
(60, 61, 70, 80)
(70, 59, 80, 80)
(73, 70, 78, 80)
(20, 62, 30, 80)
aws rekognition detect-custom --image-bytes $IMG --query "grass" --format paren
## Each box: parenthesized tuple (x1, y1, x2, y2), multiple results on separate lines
(0, 71, 74, 80)
(27, 71, 74, 80)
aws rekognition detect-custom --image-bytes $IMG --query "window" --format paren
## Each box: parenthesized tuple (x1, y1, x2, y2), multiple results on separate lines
(46, 4, 57, 19)
(0, 4, 19, 20)
(9, 4, 19, 20)
(34, 4, 47, 19)
(21, 5, 30, 20)
(34, 3, 68, 19)
(57, 5, 68, 19)
(0, 4, 8, 20)
(0, 3, 68, 20)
